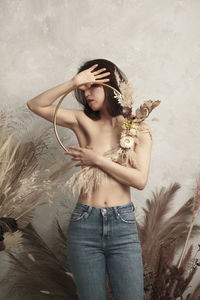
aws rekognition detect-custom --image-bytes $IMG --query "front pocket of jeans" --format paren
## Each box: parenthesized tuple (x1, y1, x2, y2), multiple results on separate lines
(70, 208, 88, 222)
(116, 210, 136, 224)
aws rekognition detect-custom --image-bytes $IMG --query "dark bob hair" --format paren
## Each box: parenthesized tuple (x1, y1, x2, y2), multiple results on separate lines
(73, 58, 128, 120)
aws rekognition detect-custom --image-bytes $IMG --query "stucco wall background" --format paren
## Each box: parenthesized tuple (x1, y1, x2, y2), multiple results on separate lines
(0, 0, 200, 298)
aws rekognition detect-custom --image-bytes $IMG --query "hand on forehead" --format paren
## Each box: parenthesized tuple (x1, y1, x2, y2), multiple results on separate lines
(78, 83, 93, 90)
(78, 83, 101, 91)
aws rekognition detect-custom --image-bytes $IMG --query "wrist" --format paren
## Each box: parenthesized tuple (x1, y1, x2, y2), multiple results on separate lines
(94, 154, 103, 167)
(71, 77, 79, 89)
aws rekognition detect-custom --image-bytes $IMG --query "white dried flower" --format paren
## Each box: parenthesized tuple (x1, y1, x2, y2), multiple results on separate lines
(130, 128, 137, 136)
(120, 136, 134, 149)
(113, 91, 124, 106)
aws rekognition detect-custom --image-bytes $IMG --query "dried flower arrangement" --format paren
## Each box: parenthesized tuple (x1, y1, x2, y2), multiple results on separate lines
(0, 107, 74, 252)
(137, 182, 200, 299)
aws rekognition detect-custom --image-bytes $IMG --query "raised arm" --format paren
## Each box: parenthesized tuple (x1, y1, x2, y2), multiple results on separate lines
(26, 63, 110, 130)
(26, 79, 79, 129)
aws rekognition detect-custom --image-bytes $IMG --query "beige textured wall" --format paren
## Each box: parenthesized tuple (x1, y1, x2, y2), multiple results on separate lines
(0, 0, 200, 297)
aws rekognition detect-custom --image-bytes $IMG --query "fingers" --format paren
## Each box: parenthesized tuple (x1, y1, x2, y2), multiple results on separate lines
(64, 146, 82, 158)
(71, 157, 80, 161)
(64, 150, 80, 157)
(75, 163, 82, 167)
(96, 80, 110, 85)
(92, 67, 107, 75)
(89, 64, 99, 71)
(95, 71, 110, 79)
(95, 78, 110, 83)
(68, 145, 82, 151)
(89, 65, 110, 78)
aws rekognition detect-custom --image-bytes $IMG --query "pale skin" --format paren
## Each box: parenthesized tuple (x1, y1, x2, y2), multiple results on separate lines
(27, 64, 152, 207)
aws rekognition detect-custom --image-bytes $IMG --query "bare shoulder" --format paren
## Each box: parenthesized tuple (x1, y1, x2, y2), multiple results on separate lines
(75, 109, 88, 123)
(75, 109, 85, 117)
(75, 109, 93, 126)
(134, 121, 152, 188)
(137, 121, 152, 142)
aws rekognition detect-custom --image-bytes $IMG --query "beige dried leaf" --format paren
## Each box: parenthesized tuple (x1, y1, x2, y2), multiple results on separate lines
(3, 230, 23, 251)
(134, 100, 161, 122)
(114, 68, 133, 109)
(193, 175, 200, 218)
(0, 118, 73, 230)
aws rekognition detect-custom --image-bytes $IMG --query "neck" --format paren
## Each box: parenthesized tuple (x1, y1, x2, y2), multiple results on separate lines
(99, 106, 113, 124)
(98, 105, 123, 126)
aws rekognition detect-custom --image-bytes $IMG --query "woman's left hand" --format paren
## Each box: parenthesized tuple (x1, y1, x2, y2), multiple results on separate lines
(64, 145, 99, 167)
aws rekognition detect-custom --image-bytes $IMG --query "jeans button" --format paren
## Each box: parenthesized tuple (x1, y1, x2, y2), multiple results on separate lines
(102, 208, 107, 215)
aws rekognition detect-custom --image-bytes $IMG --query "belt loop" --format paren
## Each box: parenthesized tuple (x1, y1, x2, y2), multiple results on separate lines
(83, 206, 92, 219)
(113, 206, 120, 220)
(87, 206, 93, 214)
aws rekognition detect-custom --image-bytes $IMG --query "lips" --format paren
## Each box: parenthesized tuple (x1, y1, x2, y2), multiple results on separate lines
(87, 99, 94, 103)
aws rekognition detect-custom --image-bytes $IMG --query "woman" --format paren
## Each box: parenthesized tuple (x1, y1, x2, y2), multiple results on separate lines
(27, 58, 154, 300)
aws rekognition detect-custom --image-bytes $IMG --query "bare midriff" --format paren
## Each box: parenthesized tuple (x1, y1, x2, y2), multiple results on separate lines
(72, 111, 132, 208)
(78, 177, 131, 207)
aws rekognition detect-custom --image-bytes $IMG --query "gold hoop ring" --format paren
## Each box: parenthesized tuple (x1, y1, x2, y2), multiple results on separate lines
(53, 82, 122, 153)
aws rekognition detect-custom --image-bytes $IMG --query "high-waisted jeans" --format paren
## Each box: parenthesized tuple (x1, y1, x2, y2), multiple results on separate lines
(66, 201, 144, 300)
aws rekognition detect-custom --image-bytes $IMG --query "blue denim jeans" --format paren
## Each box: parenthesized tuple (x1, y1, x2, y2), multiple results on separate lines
(66, 201, 144, 300)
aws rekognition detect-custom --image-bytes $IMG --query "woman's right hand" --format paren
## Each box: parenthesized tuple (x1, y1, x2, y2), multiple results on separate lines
(72, 64, 110, 89)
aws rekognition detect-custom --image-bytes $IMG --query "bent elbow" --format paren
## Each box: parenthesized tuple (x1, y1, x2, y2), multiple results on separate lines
(138, 183, 146, 190)
(26, 101, 32, 111)
(139, 177, 148, 190)
(135, 176, 147, 190)
(136, 183, 144, 190)
(130, 181, 145, 190)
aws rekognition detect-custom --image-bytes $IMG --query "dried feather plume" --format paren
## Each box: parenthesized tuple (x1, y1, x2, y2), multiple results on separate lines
(2, 222, 114, 299)
(2, 231, 23, 251)
(113, 67, 133, 115)
(1, 223, 79, 299)
(136, 182, 200, 299)
(177, 174, 200, 269)
(0, 110, 74, 252)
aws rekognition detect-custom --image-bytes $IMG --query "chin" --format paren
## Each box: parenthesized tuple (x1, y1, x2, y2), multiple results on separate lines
(91, 107, 100, 111)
